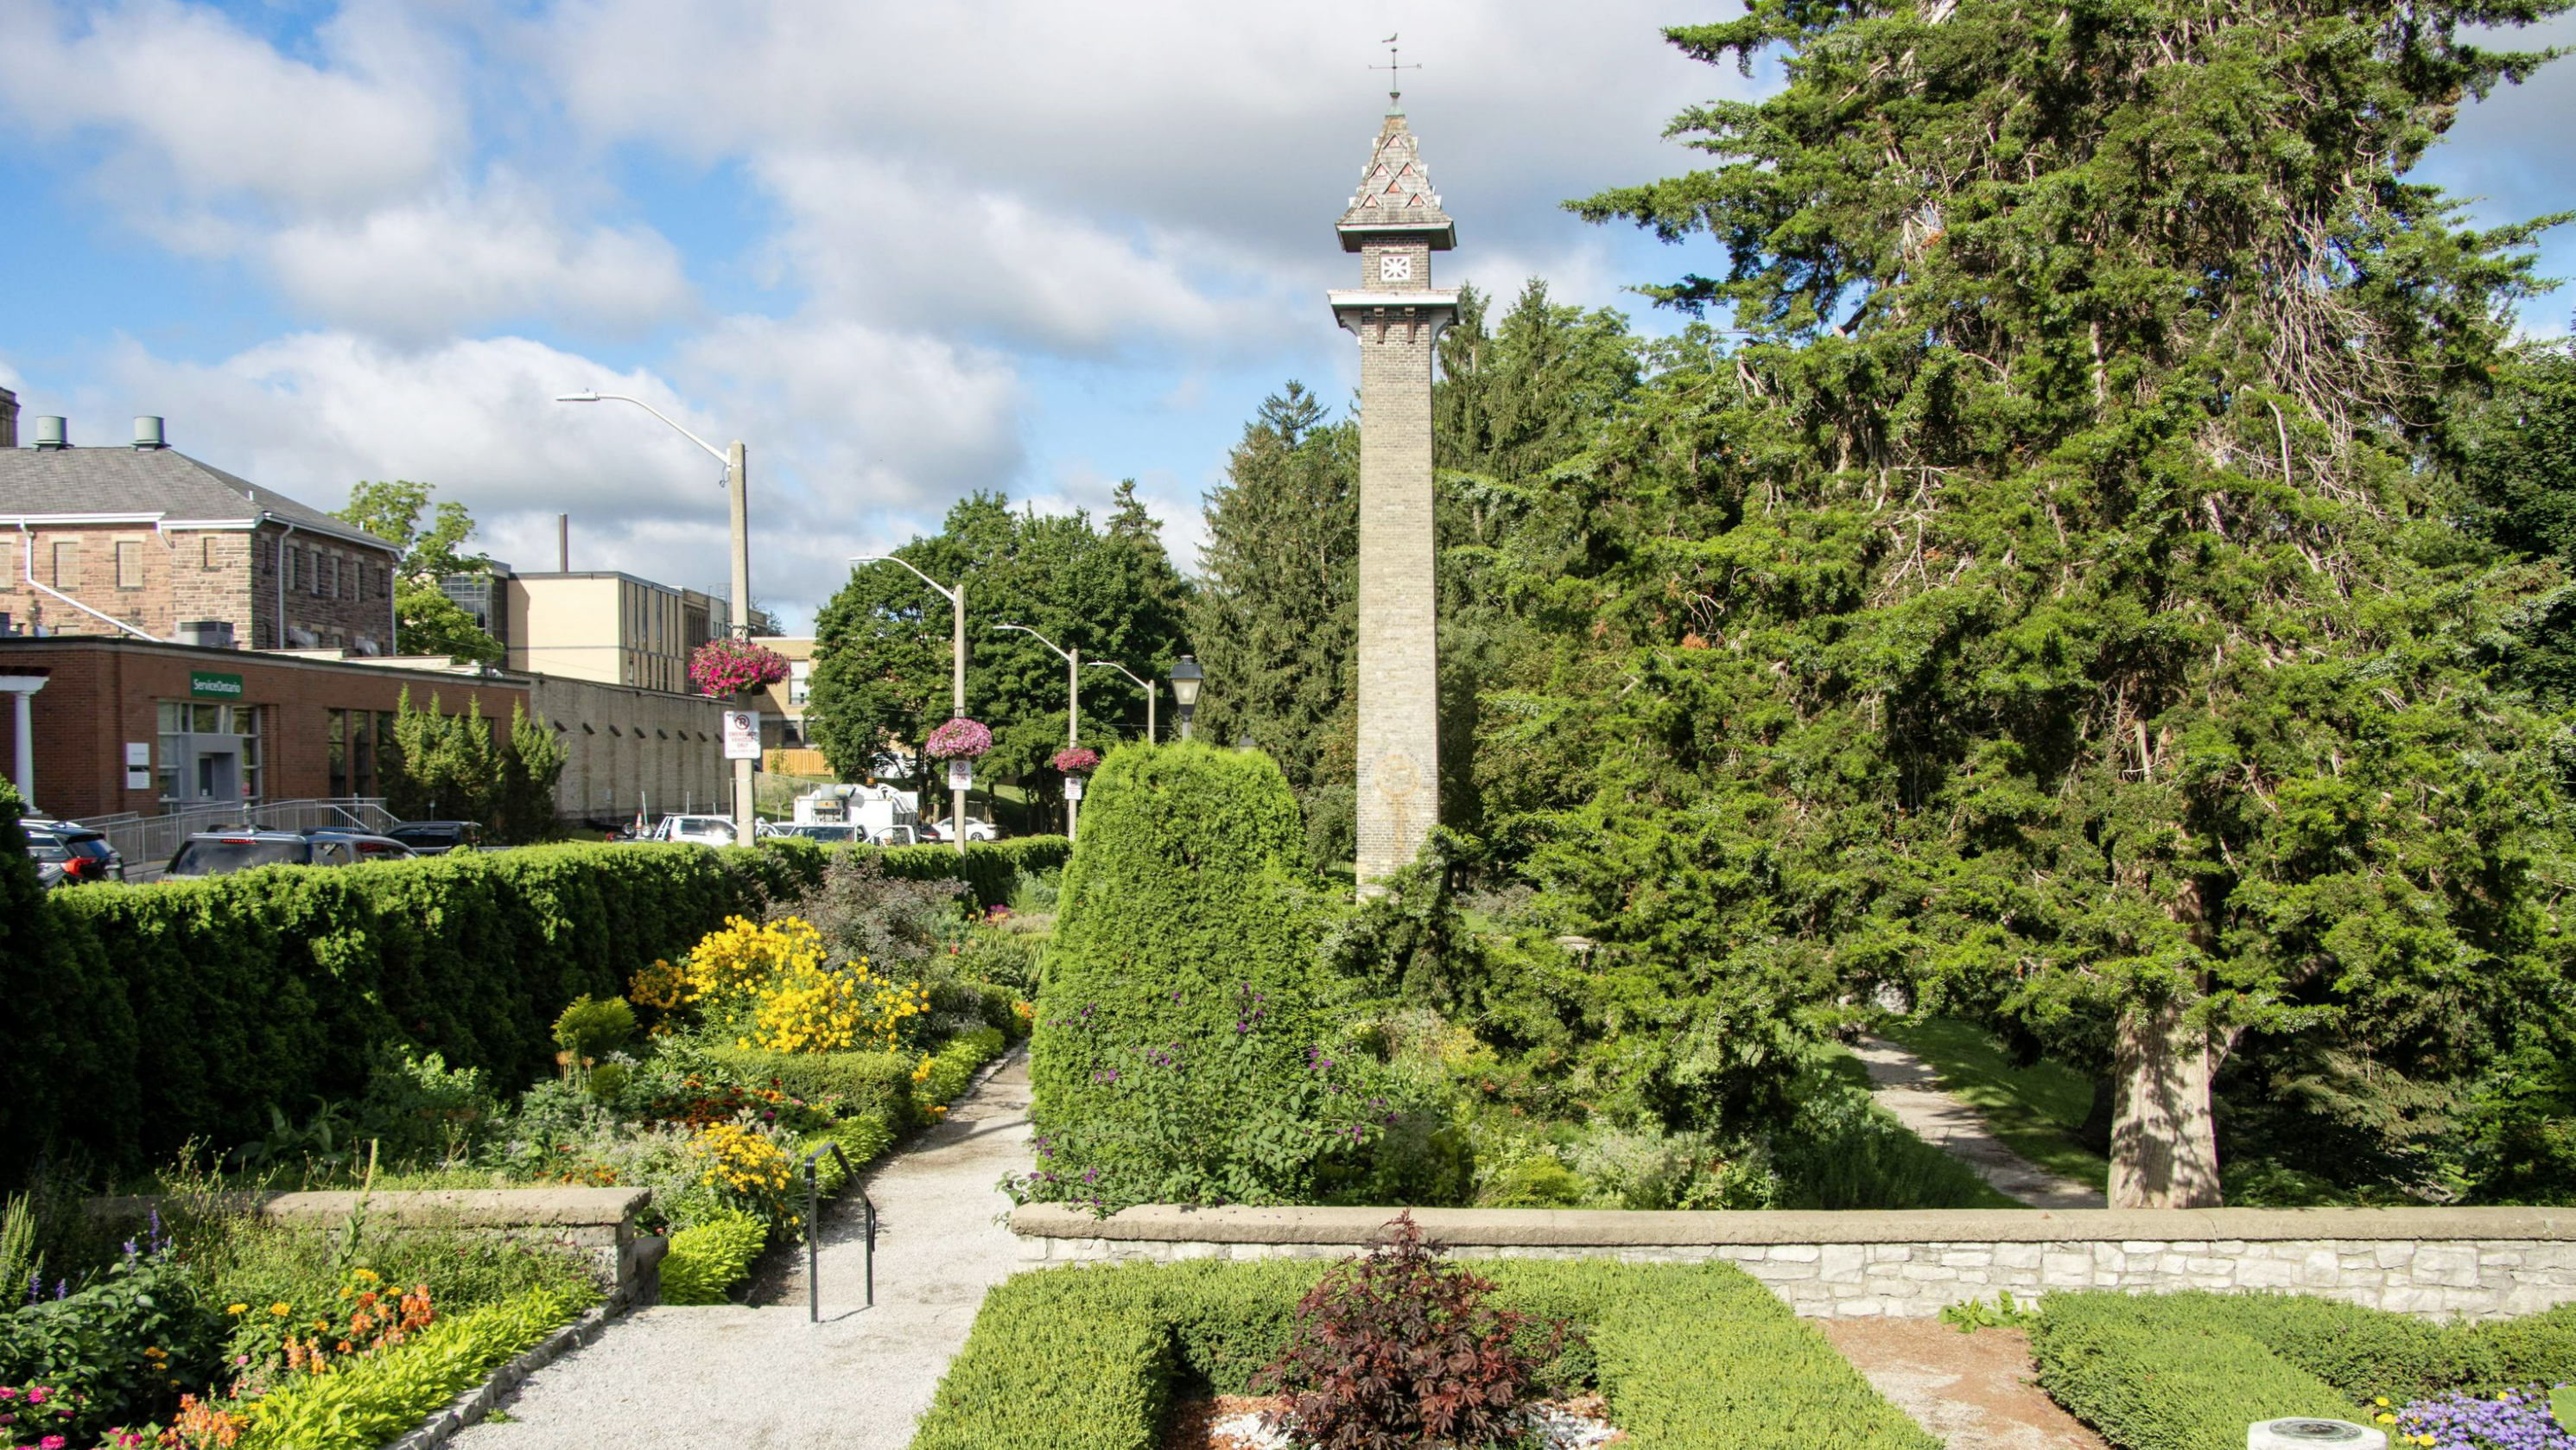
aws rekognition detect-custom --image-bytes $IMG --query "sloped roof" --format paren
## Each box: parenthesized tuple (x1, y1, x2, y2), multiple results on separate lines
(1336, 110, 1456, 251)
(0, 447, 397, 553)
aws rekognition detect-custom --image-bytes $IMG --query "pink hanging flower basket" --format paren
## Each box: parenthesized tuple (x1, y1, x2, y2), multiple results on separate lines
(1050, 746, 1101, 775)
(924, 717, 993, 760)
(688, 637, 790, 696)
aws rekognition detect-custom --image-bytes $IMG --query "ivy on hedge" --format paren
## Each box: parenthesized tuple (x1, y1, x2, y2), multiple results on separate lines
(910, 1257, 1937, 1450)
(0, 783, 1066, 1179)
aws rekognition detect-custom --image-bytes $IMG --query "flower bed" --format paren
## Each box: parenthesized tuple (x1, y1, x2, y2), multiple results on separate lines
(910, 1256, 1935, 1450)
(2028, 1290, 2576, 1450)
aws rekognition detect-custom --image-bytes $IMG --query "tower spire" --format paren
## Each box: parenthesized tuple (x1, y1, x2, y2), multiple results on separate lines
(1372, 35, 1420, 114)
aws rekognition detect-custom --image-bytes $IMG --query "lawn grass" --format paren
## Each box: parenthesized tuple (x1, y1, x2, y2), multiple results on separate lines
(1876, 1016, 2110, 1192)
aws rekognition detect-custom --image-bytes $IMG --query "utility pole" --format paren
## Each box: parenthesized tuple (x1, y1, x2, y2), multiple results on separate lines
(994, 622, 1082, 840)
(1085, 658, 1157, 742)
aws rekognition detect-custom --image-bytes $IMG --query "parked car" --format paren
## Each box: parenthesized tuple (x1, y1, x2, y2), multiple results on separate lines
(649, 814, 740, 845)
(164, 829, 411, 878)
(771, 823, 864, 844)
(305, 828, 422, 862)
(22, 817, 125, 887)
(384, 820, 484, 855)
(872, 824, 922, 848)
(923, 817, 999, 843)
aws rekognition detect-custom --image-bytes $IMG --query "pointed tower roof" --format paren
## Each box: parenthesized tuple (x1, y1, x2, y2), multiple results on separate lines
(1336, 110, 1456, 252)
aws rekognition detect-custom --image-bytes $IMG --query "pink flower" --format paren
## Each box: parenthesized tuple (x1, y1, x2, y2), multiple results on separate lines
(41, 1434, 67, 1448)
(923, 717, 993, 760)
(25, 1387, 45, 1403)
(1050, 746, 1101, 774)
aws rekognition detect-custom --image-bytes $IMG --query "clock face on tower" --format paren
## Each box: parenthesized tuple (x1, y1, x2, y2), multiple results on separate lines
(1378, 252, 1413, 283)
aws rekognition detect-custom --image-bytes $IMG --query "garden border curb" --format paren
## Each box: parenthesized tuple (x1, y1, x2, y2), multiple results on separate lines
(384, 1301, 625, 1450)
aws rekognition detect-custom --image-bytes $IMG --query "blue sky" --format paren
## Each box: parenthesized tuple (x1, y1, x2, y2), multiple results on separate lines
(3, 0, 2569, 632)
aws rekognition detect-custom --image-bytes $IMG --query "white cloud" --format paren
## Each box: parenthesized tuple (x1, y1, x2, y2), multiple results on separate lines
(263, 181, 695, 339)
(0, 0, 460, 217)
(97, 320, 1022, 630)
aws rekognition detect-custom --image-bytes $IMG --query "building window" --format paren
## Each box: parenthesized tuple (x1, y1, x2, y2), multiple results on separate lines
(328, 707, 383, 798)
(202, 537, 221, 571)
(788, 660, 812, 706)
(51, 541, 79, 589)
(326, 555, 341, 599)
(115, 539, 143, 589)
(155, 701, 263, 807)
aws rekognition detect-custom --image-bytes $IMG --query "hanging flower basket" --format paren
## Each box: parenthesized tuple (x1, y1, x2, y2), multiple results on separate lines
(924, 717, 993, 760)
(1050, 746, 1101, 775)
(688, 637, 790, 696)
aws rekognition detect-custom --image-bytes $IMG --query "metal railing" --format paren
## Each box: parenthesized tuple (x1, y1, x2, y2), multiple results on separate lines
(78, 798, 395, 880)
(803, 1142, 874, 1321)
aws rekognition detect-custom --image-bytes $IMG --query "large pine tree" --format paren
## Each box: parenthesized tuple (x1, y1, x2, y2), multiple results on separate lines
(1549, 0, 2575, 1203)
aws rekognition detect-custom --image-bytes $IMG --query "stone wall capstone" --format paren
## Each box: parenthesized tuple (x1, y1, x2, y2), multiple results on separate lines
(1010, 1204, 2576, 1320)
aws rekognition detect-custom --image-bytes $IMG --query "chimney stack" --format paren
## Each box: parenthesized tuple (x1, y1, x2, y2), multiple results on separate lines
(33, 416, 67, 450)
(559, 513, 569, 572)
(0, 387, 16, 448)
(133, 416, 166, 449)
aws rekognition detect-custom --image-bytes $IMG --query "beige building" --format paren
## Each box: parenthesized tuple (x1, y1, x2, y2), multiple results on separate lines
(525, 672, 733, 826)
(503, 570, 719, 694)
(749, 635, 815, 752)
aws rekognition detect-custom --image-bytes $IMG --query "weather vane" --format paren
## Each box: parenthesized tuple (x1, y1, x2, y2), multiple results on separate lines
(1372, 34, 1420, 108)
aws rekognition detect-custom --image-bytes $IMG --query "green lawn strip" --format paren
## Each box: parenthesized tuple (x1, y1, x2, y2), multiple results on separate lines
(1876, 1017, 2111, 1192)
(910, 1258, 1936, 1450)
(241, 1285, 594, 1450)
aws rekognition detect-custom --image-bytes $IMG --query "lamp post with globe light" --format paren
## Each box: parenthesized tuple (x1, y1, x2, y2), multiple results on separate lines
(1169, 654, 1203, 741)
(555, 389, 756, 847)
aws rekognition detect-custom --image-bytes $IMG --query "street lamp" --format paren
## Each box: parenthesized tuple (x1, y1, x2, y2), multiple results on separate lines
(853, 554, 968, 855)
(1084, 658, 1156, 743)
(556, 389, 756, 848)
(1168, 654, 1203, 741)
(993, 621, 1081, 839)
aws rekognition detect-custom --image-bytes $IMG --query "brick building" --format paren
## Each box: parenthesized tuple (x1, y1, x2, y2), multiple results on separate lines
(0, 414, 403, 653)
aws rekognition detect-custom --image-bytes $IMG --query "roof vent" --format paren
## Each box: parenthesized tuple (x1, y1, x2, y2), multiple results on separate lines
(171, 620, 236, 650)
(133, 417, 166, 450)
(33, 416, 67, 450)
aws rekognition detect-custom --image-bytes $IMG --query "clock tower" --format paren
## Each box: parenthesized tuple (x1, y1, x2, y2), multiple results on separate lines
(1329, 99, 1457, 887)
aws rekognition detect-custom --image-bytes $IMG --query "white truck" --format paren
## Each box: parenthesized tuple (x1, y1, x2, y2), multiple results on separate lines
(793, 784, 921, 845)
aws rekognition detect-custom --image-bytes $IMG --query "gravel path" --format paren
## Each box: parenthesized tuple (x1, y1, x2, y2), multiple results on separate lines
(450, 1050, 1032, 1450)
(1850, 1037, 2106, 1210)
(1821, 1320, 2110, 1450)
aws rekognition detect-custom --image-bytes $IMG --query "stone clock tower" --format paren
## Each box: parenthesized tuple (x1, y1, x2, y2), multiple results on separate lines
(1329, 99, 1457, 887)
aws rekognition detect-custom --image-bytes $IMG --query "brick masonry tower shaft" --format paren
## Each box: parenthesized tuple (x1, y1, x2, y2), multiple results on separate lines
(1329, 107, 1458, 887)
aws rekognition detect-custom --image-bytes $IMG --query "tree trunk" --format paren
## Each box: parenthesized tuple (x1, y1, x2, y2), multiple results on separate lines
(2109, 999, 2222, 1207)
(2078, 1075, 2116, 1156)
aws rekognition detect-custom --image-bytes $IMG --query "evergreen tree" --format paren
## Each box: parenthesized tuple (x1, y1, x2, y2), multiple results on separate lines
(1542, 0, 2576, 1203)
(1188, 384, 1362, 859)
(496, 703, 568, 843)
(2463, 336, 2576, 702)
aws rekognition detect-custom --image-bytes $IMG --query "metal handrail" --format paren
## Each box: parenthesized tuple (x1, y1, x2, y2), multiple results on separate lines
(803, 1142, 874, 1322)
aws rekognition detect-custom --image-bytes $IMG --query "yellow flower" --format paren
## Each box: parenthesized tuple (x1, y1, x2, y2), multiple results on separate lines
(227, 1303, 248, 1316)
(2376, 1414, 2395, 1425)
(270, 1302, 291, 1316)
(2374, 1397, 2390, 1408)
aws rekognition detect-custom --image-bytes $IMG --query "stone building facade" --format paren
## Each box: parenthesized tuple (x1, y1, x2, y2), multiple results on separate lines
(0, 417, 402, 652)
(1330, 104, 1459, 886)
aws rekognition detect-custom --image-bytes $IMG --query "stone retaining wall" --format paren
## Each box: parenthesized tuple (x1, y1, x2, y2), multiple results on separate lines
(93, 1188, 663, 1306)
(1011, 1204, 2576, 1320)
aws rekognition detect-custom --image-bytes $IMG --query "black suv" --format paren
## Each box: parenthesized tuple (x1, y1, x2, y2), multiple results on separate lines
(385, 820, 484, 855)
(22, 818, 125, 887)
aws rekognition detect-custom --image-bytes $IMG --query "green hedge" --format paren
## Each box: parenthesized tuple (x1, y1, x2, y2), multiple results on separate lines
(659, 1212, 771, 1306)
(910, 1258, 1937, 1450)
(0, 782, 1065, 1179)
(2031, 1289, 2576, 1443)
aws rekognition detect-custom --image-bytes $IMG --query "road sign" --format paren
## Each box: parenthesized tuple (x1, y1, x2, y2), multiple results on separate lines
(721, 710, 761, 760)
(947, 759, 973, 791)
(1063, 776, 1084, 801)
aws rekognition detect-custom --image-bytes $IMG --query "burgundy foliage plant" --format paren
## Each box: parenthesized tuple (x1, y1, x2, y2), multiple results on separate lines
(1253, 1212, 1566, 1450)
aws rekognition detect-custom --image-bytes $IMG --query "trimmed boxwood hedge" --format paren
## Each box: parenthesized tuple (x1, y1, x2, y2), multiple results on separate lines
(2030, 1291, 2576, 1450)
(910, 1258, 1938, 1450)
(0, 785, 1065, 1179)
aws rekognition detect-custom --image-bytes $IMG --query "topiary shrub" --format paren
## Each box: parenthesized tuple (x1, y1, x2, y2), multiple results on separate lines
(551, 995, 637, 1064)
(1025, 742, 1380, 1210)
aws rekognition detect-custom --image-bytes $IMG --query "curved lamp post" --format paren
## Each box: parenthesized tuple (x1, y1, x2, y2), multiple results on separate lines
(1168, 654, 1203, 741)
(1084, 658, 1156, 743)
(993, 621, 1079, 839)
(854, 554, 968, 854)
(556, 390, 755, 848)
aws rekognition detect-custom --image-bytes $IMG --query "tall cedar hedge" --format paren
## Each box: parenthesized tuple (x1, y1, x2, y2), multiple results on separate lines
(0, 792, 1065, 1178)
(1029, 742, 1346, 1207)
